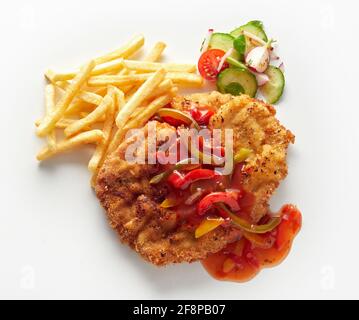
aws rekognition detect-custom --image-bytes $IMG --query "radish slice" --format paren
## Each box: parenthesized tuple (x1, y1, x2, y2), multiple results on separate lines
(279, 62, 285, 73)
(242, 30, 267, 46)
(252, 72, 270, 86)
(245, 46, 270, 73)
(201, 29, 214, 53)
(217, 48, 233, 72)
(270, 51, 280, 61)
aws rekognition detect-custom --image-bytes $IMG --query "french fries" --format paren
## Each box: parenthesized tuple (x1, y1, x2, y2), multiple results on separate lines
(88, 72, 203, 87)
(37, 60, 95, 137)
(119, 42, 168, 94)
(44, 84, 57, 149)
(88, 73, 150, 87)
(36, 35, 203, 186)
(115, 68, 165, 127)
(88, 91, 116, 173)
(94, 34, 144, 65)
(64, 91, 113, 137)
(145, 42, 166, 62)
(45, 59, 125, 83)
(123, 60, 196, 73)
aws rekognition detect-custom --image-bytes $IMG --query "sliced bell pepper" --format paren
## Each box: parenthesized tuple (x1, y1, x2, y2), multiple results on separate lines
(197, 192, 241, 216)
(168, 169, 216, 190)
(157, 108, 200, 130)
(161, 197, 182, 208)
(150, 158, 200, 185)
(195, 217, 225, 239)
(216, 203, 281, 234)
(190, 107, 215, 126)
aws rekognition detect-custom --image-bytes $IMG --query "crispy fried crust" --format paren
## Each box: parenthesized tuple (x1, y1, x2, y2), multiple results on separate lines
(96, 92, 294, 266)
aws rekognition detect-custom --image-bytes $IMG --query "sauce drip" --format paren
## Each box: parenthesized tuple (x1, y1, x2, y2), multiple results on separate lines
(201, 204, 302, 282)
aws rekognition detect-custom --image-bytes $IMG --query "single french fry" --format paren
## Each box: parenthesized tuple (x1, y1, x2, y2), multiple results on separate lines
(77, 91, 103, 106)
(88, 73, 150, 87)
(115, 69, 165, 127)
(44, 84, 56, 149)
(146, 79, 174, 100)
(145, 42, 166, 62)
(54, 119, 77, 129)
(37, 60, 95, 137)
(37, 130, 104, 161)
(94, 34, 144, 65)
(165, 72, 203, 86)
(88, 72, 203, 88)
(88, 94, 116, 173)
(64, 91, 113, 137)
(36, 116, 103, 130)
(125, 79, 173, 102)
(123, 60, 196, 73)
(65, 100, 91, 115)
(45, 59, 125, 82)
(127, 91, 176, 129)
(112, 86, 125, 111)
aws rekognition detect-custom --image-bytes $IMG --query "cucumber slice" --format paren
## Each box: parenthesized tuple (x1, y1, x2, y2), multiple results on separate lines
(230, 24, 268, 42)
(217, 68, 257, 97)
(208, 33, 239, 59)
(230, 23, 268, 54)
(260, 66, 285, 104)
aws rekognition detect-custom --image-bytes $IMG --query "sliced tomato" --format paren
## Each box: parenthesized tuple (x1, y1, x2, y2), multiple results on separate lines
(198, 49, 229, 81)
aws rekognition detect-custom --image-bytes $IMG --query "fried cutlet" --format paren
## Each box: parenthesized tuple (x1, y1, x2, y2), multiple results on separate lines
(95, 92, 294, 266)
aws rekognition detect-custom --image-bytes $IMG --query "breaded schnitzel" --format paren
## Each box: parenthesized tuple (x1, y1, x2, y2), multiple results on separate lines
(95, 91, 294, 266)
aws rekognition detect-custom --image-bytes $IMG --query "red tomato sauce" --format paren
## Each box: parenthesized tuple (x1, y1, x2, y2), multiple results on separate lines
(201, 204, 302, 282)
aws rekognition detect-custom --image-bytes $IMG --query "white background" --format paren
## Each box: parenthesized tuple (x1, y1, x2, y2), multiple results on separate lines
(0, 0, 358, 300)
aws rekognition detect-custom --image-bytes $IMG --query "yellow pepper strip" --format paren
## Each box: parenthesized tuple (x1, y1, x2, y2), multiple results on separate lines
(157, 108, 200, 130)
(160, 197, 181, 209)
(195, 217, 225, 239)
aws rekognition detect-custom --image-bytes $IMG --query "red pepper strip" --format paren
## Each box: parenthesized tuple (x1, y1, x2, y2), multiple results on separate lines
(168, 169, 215, 190)
(190, 107, 215, 126)
(197, 192, 241, 216)
(161, 116, 188, 127)
(150, 158, 200, 185)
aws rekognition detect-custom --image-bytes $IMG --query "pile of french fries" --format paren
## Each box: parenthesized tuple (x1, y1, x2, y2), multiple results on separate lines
(35, 34, 203, 185)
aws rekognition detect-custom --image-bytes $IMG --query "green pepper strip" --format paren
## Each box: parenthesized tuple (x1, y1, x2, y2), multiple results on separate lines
(215, 203, 281, 234)
(157, 108, 200, 130)
(150, 158, 200, 185)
